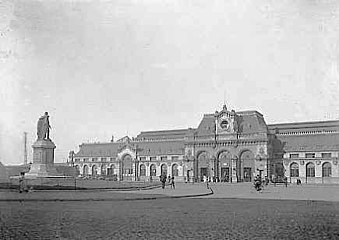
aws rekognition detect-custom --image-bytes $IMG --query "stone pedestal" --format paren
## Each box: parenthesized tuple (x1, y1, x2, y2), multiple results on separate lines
(26, 139, 61, 178)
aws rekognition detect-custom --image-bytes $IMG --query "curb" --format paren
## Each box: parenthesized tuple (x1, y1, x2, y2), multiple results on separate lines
(0, 187, 214, 202)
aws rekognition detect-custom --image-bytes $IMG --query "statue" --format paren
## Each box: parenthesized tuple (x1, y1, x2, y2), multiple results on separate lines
(37, 112, 51, 140)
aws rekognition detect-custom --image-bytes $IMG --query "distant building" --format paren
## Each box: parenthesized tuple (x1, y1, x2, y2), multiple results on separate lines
(70, 105, 339, 184)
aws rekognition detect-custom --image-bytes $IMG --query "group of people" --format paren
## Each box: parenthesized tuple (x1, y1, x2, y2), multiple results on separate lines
(254, 175, 293, 191)
(160, 174, 175, 189)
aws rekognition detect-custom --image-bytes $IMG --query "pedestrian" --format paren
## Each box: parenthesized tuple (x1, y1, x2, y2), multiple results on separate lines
(284, 176, 288, 187)
(19, 172, 27, 193)
(161, 174, 167, 189)
(168, 175, 171, 183)
(171, 176, 175, 189)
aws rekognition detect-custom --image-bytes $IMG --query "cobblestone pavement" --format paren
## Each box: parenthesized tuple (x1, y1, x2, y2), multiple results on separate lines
(1, 183, 339, 239)
(1, 198, 338, 239)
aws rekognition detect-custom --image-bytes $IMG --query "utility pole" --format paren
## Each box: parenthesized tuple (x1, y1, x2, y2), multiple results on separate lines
(23, 132, 28, 165)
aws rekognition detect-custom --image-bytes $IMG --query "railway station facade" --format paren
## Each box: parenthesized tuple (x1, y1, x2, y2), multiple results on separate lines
(69, 105, 339, 184)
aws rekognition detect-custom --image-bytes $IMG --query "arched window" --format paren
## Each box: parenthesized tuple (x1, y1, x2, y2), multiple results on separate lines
(322, 162, 331, 177)
(306, 162, 315, 177)
(290, 162, 299, 177)
(122, 154, 133, 175)
(100, 164, 106, 175)
(172, 164, 179, 177)
(161, 164, 167, 176)
(75, 165, 80, 176)
(150, 164, 156, 176)
(140, 164, 146, 176)
(92, 165, 97, 176)
(83, 165, 89, 176)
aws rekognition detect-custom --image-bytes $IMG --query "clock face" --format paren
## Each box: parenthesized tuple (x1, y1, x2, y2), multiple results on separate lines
(220, 119, 230, 130)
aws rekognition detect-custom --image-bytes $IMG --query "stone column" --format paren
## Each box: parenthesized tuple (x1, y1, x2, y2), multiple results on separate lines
(231, 156, 238, 183)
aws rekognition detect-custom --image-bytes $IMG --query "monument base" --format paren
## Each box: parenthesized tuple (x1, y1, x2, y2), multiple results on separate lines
(25, 139, 62, 178)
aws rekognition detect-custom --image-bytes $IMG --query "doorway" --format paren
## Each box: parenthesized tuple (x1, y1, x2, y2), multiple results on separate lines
(221, 167, 230, 182)
(200, 167, 208, 182)
(243, 167, 252, 182)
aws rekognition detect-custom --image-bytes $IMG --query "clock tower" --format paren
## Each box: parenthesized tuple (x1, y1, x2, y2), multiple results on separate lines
(215, 104, 238, 135)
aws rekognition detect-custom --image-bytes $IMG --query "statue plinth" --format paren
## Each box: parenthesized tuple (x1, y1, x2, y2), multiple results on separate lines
(26, 139, 61, 178)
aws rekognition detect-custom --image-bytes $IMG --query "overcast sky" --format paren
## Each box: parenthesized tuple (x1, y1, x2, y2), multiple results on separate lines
(1, 0, 339, 165)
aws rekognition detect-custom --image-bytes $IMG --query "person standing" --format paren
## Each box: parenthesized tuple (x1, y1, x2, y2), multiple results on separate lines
(161, 174, 167, 189)
(171, 176, 175, 189)
(284, 176, 288, 187)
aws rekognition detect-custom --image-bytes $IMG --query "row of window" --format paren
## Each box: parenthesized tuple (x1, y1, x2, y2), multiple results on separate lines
(290, 162, 332, 177)
(75, 156, 181, 162)
(78, 163, 180, 177)
(289, 153, 333, 159)
(139, 164, 179, 177)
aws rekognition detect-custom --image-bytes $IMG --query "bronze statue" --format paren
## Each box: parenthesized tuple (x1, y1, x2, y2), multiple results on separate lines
(37, 112, 51, 140)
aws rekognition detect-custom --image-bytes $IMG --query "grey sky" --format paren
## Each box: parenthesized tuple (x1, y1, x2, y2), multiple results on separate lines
(1, 0, 339, 165)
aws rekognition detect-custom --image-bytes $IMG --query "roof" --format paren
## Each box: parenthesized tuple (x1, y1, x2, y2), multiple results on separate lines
(268, 120, 339, 134)
(276, 133, 339, 152)
(75, 142, 120, 158)
(74, 140, 185, 158)
(136, 140, 185, 156)
(136, 129, 190, 140)
(0, 162, 9, 180)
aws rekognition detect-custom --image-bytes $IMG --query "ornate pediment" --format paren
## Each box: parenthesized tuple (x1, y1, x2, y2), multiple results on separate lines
(215, 104, 238, 134)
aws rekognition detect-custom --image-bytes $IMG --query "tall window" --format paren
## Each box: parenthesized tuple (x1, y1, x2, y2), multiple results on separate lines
(83, 165, 89, 176)
(100, 164, 106, 175)
(306, 162, 315, 177)
(172, 164, 179, 176)
(140, 164, 146, 176)
(161, 164, 168, 176)
(290, 162, 299, 177)
(322, 162, 331, 177)
(150, 164, 156, 176)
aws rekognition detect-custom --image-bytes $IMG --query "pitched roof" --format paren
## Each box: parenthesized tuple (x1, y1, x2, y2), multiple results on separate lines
(74, 143, 120, 158)
(74, 139, 185, 158)
(136, 140, 185, 156)
(268, 120, 339, 134)
(277, 133, 339, 152)
(136, 129, 190, 140)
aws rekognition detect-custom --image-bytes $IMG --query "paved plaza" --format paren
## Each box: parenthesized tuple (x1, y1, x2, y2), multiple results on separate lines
(0, 183, 338, 239)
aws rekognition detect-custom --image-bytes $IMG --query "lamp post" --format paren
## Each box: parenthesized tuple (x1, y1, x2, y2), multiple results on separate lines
(134, 144, 139, 181)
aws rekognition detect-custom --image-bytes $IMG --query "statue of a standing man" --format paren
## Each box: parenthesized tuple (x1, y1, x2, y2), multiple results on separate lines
(37, 112, 52, 140)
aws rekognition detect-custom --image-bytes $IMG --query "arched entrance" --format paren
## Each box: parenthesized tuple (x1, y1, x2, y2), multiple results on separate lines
(239, 150, 255, 182)
(100, 164, 106, 176)
(196, 152, 209, 182)
(92, 165, 97, 177)
(150, 164, 156, 177)
(83, 165, 89, 176)
(107, 164, 115, 176)
(172, 164, 179, 177)
(75, 165, 80, 176)
(161, 164, 167, 176)
(218, 151, 232, 182)
(122, 154, 133, 181)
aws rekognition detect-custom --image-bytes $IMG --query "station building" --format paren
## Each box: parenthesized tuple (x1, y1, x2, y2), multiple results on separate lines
(69, 105, 339, 184)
